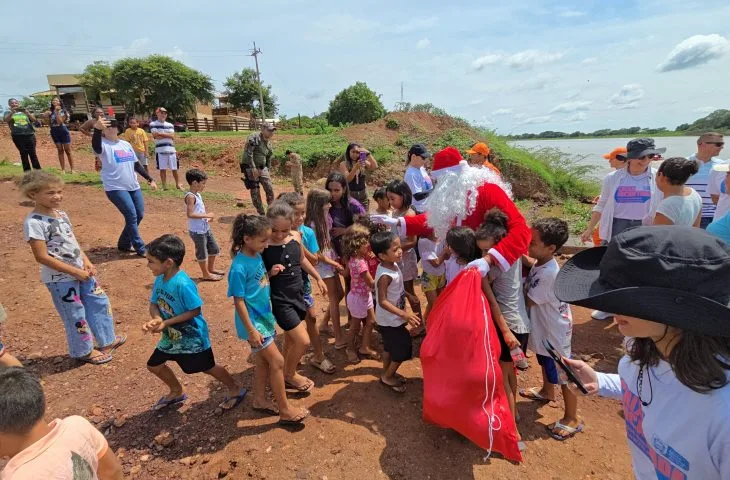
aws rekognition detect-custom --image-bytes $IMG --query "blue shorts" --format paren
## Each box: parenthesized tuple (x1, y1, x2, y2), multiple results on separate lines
(303, 292, 315, 309)
(50, 126, 71, 145)
(537, 354, 562, 385)
(0, 339, 5, 357)
(250, 334, 276, 354)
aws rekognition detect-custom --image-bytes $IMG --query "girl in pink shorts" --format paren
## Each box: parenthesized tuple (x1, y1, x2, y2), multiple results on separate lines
(343, 225, 379, 363)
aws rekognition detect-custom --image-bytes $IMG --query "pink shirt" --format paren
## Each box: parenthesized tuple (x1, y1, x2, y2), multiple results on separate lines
(348, 257, 370, 296)
(1, 416, 108, 480)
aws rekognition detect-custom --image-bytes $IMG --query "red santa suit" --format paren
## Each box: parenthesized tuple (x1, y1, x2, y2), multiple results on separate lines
(399, 146, 530, 271)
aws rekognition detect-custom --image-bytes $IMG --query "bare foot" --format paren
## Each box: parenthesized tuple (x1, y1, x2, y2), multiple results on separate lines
(345, 347, 360, 363)
(357, 348, 380, 360)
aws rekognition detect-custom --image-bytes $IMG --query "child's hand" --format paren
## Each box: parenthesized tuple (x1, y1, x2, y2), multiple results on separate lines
(143, 318, 164, 333)
(72, 268, 91, 282)
(269, 264, 285, 276)
(83, 260, 97, 277)
(207, 213, 215, 220)
(247, 329, 264, 349)
(334, 263, 345, 275)
(403, 312, 420, 327)
(502, 328, 520, 350)
(316, 279, 328, 296)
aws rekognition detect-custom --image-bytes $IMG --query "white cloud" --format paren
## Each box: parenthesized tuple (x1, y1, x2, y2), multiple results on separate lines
(549, 101, 592, 114)
(416, 38, 431, 49)
(390, 16, 438, 34)
(471, 54, 503, 71)
(581, 57, 598, 65)
(518, 73, 553, 91)
(559, 9, 586, 18)
(610, 84, 644, 108)
(568, 112, 587, 122)
(520, 115, 552, 125)
(693, 106, 716, 115)
(657, 34, 729, 72)
(165, 46, 186, 59)
(491, 108, 513, 116)
(505, 49, 564, 70)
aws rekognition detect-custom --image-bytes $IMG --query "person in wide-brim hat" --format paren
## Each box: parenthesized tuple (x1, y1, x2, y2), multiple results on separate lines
(554, 225, 730, 480)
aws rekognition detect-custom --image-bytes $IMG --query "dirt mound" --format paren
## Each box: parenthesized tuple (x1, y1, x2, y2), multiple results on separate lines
(340, 111, 468, 146)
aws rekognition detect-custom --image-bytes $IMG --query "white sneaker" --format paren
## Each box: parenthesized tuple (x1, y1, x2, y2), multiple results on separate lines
(591, 310, 614, 320)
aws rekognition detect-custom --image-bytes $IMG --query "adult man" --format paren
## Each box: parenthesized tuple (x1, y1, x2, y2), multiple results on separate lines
(686, 132, 725, 228)
(150, 107, 182, 190)
(285, 149, 303, 194)
(240, 122, 276, 215)
(466, 142, 501, 175)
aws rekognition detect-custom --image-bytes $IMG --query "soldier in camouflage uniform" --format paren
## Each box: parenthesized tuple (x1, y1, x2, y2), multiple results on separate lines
(240, 123, 276, 215)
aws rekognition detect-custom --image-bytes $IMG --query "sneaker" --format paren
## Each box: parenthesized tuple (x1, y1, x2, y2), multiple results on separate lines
(591, 310, 614, 320)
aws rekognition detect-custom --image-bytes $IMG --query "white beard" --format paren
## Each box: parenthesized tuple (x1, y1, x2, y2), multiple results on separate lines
(424, 165, 513, 240)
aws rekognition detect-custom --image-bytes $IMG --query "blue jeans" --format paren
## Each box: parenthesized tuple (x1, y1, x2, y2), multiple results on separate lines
(700, 217, 713, 230)
(105, 189, 146, 254)
(47, 278, 116, 358)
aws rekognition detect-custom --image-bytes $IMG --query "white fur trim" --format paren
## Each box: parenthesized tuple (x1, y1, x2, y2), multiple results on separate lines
(488, 248, 510, 272)
(432, 160, 469, 179)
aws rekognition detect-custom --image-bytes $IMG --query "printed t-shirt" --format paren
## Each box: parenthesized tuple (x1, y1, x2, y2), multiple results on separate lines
(348, 257, 370, 296)
(298, 224, 319, 289)
(709, 165, 730, 220)
(525, 258, 572, 357)
(149, 120, 176, 154)
(613, 171, 651, 220)
(404, 165, 433, 212)
(687, 154, 726, 218)
(23, 210, 84, 284)
(98, 138, 141, 192)
(49, 109, 68, 126)
(1, 416, 109, 480)
(120, 127, 149, 153)
(418, 237, 445, 276)
(227, 252, 277, 340)
(374, 264, 406, 327)
(7, 111, 34, 135)
(654, 190, 702, 226)
(151, 270, 211, 354)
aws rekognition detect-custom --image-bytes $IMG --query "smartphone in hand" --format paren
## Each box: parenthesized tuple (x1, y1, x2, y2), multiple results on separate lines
(542, 339, 589, 394)
(359, 151, 367, 165)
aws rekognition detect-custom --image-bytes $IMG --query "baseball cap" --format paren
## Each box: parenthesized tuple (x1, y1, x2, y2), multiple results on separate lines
(467, 142, 490, 156)
(603, 147, 628, 162)
(262, 122, 276, 131)
(408, 144, 431, 158)
(156, 107, 167, 113)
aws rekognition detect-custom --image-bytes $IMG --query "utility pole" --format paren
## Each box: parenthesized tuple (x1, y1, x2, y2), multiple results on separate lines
(250, 42, 266, 124)
(400, 81, 404, 103)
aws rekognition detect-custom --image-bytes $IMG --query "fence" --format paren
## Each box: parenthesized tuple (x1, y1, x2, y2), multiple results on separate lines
(186, 117, 255, 132)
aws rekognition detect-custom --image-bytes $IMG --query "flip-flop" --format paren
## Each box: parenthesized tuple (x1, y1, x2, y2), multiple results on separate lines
(285, 378, 314, 393)
(102, 335, 127, 354)
(78, 352, 113, 365)
(210, 270, 227, 276)
(278, 408, 310, 426)
(379, 378, 406, 394)
(218, 388, 248, 411)
(252, 405, 279, 416)
(519, 387, 552, 402)
(547, 421, 584, 441)
(152, 393, 188, 411)
(309, 357, 336, 374)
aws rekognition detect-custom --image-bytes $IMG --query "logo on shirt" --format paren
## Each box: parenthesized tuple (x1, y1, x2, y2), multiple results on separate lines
(615, 186, 651, 204)
(113, 148, 136, 163)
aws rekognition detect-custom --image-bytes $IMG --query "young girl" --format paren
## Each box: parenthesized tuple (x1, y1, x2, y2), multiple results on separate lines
(21, 171, 125, 365)
(264, 202, 327, 393)
(277, 192, 335, 375)
(418, 232, 446, 324)
(227, 214, 309, 425)
(305, 189, 347, 348)
(373, 187, 391, 216)
(444, 226, 475, 284)
(46, 97, 74, 173)
(653, 157, 702, 226)
(386, 180, 422, 322)
(343, 225, 379, 363)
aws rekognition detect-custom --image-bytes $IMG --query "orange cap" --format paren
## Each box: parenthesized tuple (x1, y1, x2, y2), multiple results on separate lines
(603, 147, 628, 161)
(466, 142, 490, 156)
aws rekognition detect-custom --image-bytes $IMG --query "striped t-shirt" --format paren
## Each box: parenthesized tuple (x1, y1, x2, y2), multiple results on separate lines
(149, 120, 176, 154)
(686, 154, 726, 218)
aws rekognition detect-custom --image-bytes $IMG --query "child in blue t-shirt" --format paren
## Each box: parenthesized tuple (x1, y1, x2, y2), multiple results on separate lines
(143, 234, 245, 412)
(227, 214, 310, 426)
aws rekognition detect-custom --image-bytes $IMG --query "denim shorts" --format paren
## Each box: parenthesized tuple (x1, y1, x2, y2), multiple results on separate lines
(250, 334, 276, 354)
(189, 230, 220, 261)
(50, 126, 71, 145)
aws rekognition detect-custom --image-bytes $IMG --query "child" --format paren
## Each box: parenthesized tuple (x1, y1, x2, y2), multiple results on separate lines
(277, 192, 335, 375)
(0, 367, 123, 479)
(227, 214, 309, 425)
(120, 117, 151, 174)
(343, 224, 379, 363)
(263, 202, 327, 393)
(143, 234, 245, 412)
(444, 226, 476, 284)
(372, 186, 391, 216)
(285, 150, 304, 194)
(0, 303, 22, 368)
(520, 218, 581, 440)
(386, 180, 422, 321)
(560, 226, 730, 479)
(418, 232, 446, 324)
(370, 231, 421, 393)
(184, 168, 223, 281)
(21, 171, 125, 365)
(653, 157, 702, 226)
(305, 188, 347, 348)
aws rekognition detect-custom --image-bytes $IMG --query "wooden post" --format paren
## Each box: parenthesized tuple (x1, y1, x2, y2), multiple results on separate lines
(193, 118, 199, 132)
(204, 117, 210, 132)
(298, 114, 301, 128)
(234, 118, 238, 131)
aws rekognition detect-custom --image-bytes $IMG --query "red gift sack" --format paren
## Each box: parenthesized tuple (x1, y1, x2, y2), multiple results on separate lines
(421, 268, 522, 463)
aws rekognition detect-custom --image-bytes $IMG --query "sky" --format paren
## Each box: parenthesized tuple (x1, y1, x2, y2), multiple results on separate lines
(1, 0, 729, 134)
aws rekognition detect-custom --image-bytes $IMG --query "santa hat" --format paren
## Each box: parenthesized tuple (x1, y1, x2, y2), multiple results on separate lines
(432, 146, 468, 178)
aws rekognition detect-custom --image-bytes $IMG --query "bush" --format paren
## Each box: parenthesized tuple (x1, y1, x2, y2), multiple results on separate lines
(385, 118, 399, 130)
(273, 133, 347, 168)
(326, 82, 386, 126)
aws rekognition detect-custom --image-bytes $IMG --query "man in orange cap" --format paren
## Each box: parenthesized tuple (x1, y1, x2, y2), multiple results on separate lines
(467, 142, 501, 175)
(602, 147, 628, 170)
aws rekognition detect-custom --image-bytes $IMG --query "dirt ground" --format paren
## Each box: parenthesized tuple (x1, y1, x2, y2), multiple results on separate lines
(0, 131, 633, 479)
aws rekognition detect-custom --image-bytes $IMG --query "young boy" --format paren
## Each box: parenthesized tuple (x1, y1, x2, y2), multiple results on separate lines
(285, 150, 304, 194)
(184, 168, 223, 281)
(373, 187, 391, 216)
(520, 217, 581, 440)
(0, 367, 123, 479)
(121, 117, 151, 174)
(150, 107, 182, 190)
(0, 303, 22, 368)
(370, 231, 420, 393)
(144, 234, 245, 412)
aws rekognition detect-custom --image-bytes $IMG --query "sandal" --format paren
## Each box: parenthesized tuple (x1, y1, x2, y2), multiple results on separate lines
(252, 405, 279, 416)
(547, 421, 584, 441)
(278, 408, 310, 426)
(519, 387, 553, 402)
(78, 351, 113, 365)
(310, 357, 336, 374)
(345, 348, 360, 363)
(218, 388, 248, 411)
(152, 393, 188, 411)
(379, 378, 406, 394)
(101, 335, 127, 354)
(285, 378, 314, 393)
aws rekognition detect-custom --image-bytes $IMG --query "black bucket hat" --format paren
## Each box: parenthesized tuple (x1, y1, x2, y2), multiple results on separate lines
(555, 226, 730, 336)
(626, 138, 666, 159)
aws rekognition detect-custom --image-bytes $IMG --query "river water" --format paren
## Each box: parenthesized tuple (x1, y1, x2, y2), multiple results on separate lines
(509, 137, 702, 179)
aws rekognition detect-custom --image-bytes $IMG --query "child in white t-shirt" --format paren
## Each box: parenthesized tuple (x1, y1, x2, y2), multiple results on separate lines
(520, 217, 581, 441)
(654, 157, 703, 227)
(418, 232, 447, 323)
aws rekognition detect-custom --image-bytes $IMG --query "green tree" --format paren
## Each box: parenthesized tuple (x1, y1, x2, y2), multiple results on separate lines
(20, 95, 54, 113)
(326, 82, 386, 126)
(78, 61, 113, 103)
(223, 68, 278, 119)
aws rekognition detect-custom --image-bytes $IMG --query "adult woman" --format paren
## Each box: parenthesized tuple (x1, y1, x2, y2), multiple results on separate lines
(326, 172, 366, 257)
(3, 98, 41, 172)
(46, 97, 74, 172)
(581, 138, 664, 321)
(91, 117, 157, 256)
(403, 144, 433, 214)
(340, 143, 377, 211)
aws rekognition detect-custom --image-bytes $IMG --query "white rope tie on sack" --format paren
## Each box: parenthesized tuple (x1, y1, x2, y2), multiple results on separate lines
(479, 288, 501, 462)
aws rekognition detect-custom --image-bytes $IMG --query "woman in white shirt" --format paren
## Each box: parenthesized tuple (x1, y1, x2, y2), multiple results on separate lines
(556, 226, 730, 480)
(403, 144, 433, 214)
(653, 157, 702, 227)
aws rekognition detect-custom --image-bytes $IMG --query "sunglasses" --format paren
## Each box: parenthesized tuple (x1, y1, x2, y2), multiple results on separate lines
(638, 154, 662, 160)
(704, 142, 725, 147)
